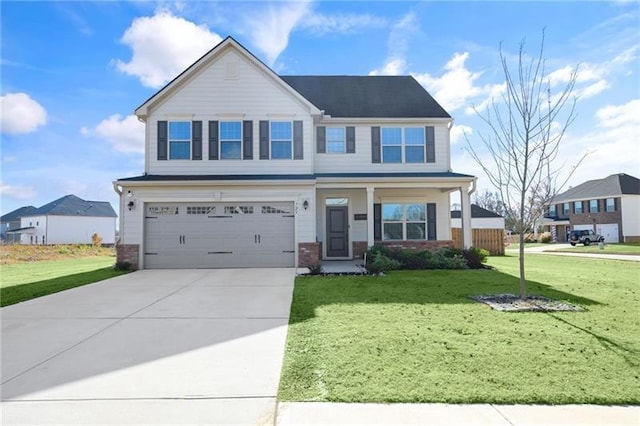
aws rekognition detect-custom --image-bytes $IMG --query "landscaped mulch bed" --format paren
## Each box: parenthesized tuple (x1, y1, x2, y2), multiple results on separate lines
(470, 293, 581, 312)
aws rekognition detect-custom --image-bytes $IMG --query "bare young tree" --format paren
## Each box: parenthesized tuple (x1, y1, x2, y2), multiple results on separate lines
(465, 31, 585, 298)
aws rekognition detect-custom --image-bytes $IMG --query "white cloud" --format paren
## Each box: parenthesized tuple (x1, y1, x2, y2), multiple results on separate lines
(450, 124, 473, 145)
(82, 114, 145, 154)
(300, 12, 386, 36)
(0, 93, 47, 135)
(369, 12, 416, 76)
(243, 1, 312, 66)
(0, 182, 37, 200)
(595, 98, 640, 128)
(369, 58, 407, 76)
(114, 10, 222, 88)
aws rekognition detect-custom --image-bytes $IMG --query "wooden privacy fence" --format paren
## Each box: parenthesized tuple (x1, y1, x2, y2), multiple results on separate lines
(452, 228, 505, 255)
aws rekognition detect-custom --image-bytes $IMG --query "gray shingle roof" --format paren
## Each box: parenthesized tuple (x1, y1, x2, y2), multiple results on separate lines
(552, 173, 640, 203)
(451, 204, 503, 219)
(281, 76, 451, 118)
(26, 195, 117, 218)
(1, 206, 38, 222)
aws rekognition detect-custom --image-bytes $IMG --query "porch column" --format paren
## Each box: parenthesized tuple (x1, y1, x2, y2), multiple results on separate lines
(366, 186, 375, 247)
(460, 186, 472, 249)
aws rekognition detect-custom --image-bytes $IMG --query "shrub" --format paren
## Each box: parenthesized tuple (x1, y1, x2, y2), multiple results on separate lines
(307, 263, 324, 275)
(91, 233, 103, 247)
(462, 247, 489, 269)
(430, 252, 469, 269)
(366, 244, 393, 259)
(437, 246, 463, 259)
(539, 232, 553, 243)
(114, 261, 132, 271)
(365, 253, 401, 274)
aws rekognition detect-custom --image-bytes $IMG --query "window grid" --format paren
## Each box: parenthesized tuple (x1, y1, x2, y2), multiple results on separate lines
(187, 206, 215, 215)
(381, 127, 426, 163)
(220, 121, 242, 160)
(271, 121, 292, 159)
(224, 206, 254, 214)
(169, 121, 191, 160)
(589, 200, 598, 213)
(574, 201, 583, 214)
(262, 205, 292, 214)
(606, 198, 615, 212)
(549, 205, 557, 216)
(563, 203, 570, 215)
(382, 203, 428, 240)
(326, 127, 346, 153)
(148, 206, 179, 215)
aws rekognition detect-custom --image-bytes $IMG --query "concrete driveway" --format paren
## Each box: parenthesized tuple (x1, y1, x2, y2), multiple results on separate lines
(1, 268, 295, 425)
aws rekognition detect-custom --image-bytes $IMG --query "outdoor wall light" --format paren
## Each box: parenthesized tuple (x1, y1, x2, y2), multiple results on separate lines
(127, 200, 135, 211)
(303, 200, 309, 210)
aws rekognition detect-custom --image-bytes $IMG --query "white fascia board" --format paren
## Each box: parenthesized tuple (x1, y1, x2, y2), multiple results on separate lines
(115, 179, 316, 188)
(316, 177, 474, 189)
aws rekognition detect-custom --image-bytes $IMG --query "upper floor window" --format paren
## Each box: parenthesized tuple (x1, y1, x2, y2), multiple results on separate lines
(270, 121, 292, 159)
(574, 201, 583, 214)
(326, 128, 346, 153)
(589, 199, 598, 213)
(220, 121, 242, 159)
(548, 205, 557, 217)
(381, 127, 426, 163)
(563, 202, 570, 215)
(169, 121, 191, 159)
(606, 198, 616, 212)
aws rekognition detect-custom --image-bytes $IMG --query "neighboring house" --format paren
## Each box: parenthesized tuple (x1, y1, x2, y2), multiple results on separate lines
(9, 195, 117, 245)
(542, 173, 640, 243)
(113, 36, 476, 270)
(1, 206, 38, 243)
(451, 204, 505, 229)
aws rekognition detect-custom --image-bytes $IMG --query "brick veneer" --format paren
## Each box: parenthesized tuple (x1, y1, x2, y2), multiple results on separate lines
(298, 242, 321, 267)
(352, 241, 368, 259)
(376, 240, 453, 251)
(116, 244, 139, 270)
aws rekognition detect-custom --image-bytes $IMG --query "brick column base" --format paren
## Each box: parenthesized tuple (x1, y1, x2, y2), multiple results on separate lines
(298, 242, 320, 267)
(352, 241, 368, 259)
(116, 244, 140, 270)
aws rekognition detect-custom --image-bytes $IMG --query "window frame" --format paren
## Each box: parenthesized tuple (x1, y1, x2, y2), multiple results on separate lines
(563, 202, 570, 216)
(589, 199, 598, 213)
(219, 121, 242, 160)
(574, 201, 583, 214)
(326, 127, 346, 154)
(381, 127, 426, 164)
(270, 121, 293, 160)
(606, 198, 616, 212)
(548, 204, 557, 217)
(168, 121, 191, 160)
(382, 203, 428, 241)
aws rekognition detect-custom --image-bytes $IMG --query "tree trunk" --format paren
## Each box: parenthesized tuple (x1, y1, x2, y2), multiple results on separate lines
(518, 230, 526, 299)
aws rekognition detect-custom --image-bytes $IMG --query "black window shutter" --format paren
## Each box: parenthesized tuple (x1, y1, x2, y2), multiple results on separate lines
(427, 203, 437, 241)
(371, 127, 381, 163)
(259, 121, 269, 159)
(157, 121, 167, 160)
(426, 126, 435, 163)
(374, 203, 382, 241)
(192, 121, 202, 160)
(243, 121, 253, 160)
(317, 126, 326, 153)
(208, 121, 218, 160)
(346, 126, 356, 153)
(293, 120, 303, 160)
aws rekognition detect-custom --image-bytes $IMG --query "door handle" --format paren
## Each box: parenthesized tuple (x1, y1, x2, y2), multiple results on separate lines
(258, 234, 261, 244)
(255, 234, 257, 244)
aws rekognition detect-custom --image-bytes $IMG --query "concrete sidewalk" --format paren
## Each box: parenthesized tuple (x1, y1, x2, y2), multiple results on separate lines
(276, 402, 640, 426)
(506, 244, 640, 261)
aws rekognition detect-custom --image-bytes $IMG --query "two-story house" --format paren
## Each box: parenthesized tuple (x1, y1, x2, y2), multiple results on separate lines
(542, 173, 640, 243)
(113, 37, 476, 269)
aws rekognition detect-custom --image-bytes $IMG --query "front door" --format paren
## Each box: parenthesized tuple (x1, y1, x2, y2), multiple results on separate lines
(326, 206, 349, 257)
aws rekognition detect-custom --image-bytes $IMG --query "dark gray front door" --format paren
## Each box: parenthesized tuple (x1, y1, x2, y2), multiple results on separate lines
(326, 206, 349, 257)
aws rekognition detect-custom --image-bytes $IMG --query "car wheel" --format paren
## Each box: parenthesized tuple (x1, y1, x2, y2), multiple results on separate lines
(570, 243, 576, 246)
(584, 239, 591, 246)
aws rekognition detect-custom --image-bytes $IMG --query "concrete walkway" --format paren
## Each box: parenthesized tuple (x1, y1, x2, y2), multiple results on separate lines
(1, 268, 296, 425)
(506, 244, 640, 261)
(276, 402, 640, 425)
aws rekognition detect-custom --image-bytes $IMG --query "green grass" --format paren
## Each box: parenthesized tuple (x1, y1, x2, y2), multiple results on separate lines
(1, 257, 128, 307)
(278, 255, 640, 404)
(548, 243, 640, 256)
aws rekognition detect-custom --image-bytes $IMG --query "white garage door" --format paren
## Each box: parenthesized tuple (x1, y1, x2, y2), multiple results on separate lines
(597, 223, 619, 243)
(144, 202, 295, 269)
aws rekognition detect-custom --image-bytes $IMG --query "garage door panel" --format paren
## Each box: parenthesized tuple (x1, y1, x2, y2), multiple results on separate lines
(144, 202, 294, 269)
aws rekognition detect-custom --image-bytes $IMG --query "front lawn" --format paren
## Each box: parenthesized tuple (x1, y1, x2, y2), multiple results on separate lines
(278, 255, 640, 404)
(547, 243, 640, 256)
(1, 257, 128, 307)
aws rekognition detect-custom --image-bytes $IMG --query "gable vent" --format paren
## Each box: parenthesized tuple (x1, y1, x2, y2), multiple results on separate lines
(225, 62, 238, 80)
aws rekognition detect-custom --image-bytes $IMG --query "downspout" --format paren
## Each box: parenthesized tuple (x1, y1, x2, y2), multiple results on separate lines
(112, 182, 123, 245)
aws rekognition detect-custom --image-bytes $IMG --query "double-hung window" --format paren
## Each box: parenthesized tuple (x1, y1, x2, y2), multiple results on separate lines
(563, 202, 570, 216)
(574, 201, 583, 214)
(271, 121, 292, 159)
(169, 121, 191, 159)
(220, 121, 242, 159)
(606, 198, 615, 212)
(326, 128, 346, 153)
(382, 203, 427, 240)
(381, 127, 426, 163)
(589, 199, 598, 213)
(548, 204, 557, 217)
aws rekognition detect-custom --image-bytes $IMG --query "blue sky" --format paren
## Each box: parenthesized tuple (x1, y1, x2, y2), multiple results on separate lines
(1, 1, 639, 216)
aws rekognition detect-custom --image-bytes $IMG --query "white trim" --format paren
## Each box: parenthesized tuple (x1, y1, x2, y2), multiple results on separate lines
(319, 117, 452, 124)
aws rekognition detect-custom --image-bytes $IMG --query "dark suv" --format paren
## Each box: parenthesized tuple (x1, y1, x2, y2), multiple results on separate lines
(569, 229, 604, 246)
